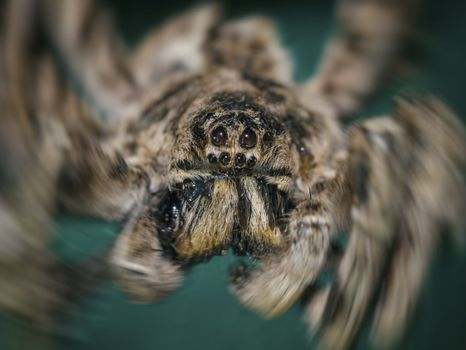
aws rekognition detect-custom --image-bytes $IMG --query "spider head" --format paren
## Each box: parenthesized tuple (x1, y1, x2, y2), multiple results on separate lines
(159, 90, 296, 262)
(169, 91, 294, 182)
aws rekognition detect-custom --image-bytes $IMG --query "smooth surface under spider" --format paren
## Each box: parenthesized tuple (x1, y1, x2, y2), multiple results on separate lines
(0, 0, 465, 349)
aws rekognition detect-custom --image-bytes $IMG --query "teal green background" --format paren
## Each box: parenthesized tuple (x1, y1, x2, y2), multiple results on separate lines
(2, 0, 466, 349)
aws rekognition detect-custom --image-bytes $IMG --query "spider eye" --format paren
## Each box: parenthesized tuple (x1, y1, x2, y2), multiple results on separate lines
(246, 156, 257, 168)
(235, 153, 246, 167)
(211, 126, 228, 146)
(207, 153, 217, 163)
(219, 152, 231, 166)
(239, 128, 257, 149)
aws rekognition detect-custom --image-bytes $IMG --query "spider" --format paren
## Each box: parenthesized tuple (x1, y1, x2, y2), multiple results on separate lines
(0, 0, 465, 349)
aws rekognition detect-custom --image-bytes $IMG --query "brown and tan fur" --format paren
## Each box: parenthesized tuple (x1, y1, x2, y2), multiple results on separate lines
(0, 0, 465, 349)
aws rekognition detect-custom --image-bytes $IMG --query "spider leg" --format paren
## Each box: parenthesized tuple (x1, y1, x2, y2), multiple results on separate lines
(0, 1, 61, 324)
(34, 55, 148, 221)
(0, 1, 117, 328)
(40, 2, 219, 116)
(40, 0, 139, 117)
(300, 0, 417, 119)
(24, 0, 174, 219)
(110, 194, 185, 303)
(129, 4, 220, 87)
(305, 97, 466, 349)
(230, 177, 349, 317)
(3, 0, 149, 220)
(370, 98, 466, 345)
(130, 3, 294, 85)
(205, 14, 294, 83)
(308, 116, 407, 350)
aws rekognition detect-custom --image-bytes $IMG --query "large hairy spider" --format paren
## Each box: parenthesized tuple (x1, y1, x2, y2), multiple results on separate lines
(0, 0, 465, 349)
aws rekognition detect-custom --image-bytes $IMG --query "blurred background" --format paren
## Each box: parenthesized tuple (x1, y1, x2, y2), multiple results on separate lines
(1, 0, 466, 349)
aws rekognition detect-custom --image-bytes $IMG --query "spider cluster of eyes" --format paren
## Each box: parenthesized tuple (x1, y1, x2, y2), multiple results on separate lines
(206, 125, 259, 169)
